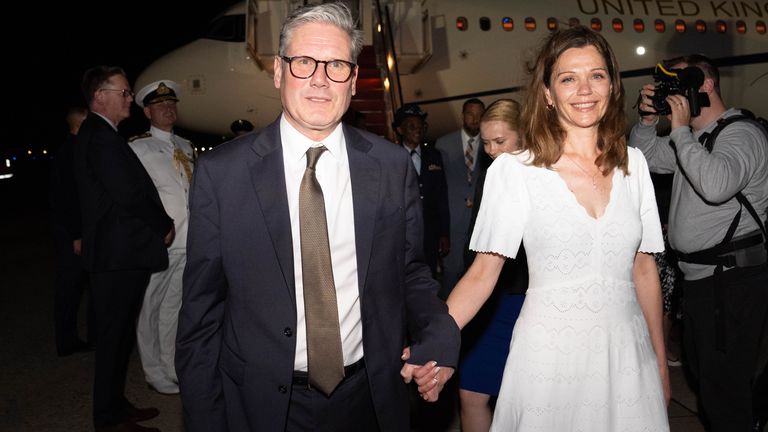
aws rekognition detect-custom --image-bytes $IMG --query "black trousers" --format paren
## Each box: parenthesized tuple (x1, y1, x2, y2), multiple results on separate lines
(286, 366, 379, 432)
(90, 269, 151, 427)
(683, 264, 768, 432)
(53, 225, 92, 351)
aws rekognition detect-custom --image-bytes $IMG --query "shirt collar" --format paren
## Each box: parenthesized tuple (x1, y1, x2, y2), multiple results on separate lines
(280, 114, 344, 162)
(461, 128, 477, 145)
(150, 126, 174, 143)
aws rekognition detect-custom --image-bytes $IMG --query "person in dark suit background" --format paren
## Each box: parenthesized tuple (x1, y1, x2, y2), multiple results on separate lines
(176, 4, 460, 432)
(50, 106, 94, 357)
(74, 65, 174, 432)
(393, 103, 450, 277)
(435, 98, 486, 298)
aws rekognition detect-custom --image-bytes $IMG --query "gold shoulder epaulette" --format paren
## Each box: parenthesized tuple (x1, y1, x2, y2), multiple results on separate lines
(128, 132, 152, 142)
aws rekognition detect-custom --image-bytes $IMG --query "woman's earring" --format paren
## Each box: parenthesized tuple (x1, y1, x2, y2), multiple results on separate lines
(546, 103, 554, 111)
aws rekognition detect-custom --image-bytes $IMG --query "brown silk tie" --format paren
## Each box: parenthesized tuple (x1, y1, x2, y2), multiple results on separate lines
(299, 146, 344, 395)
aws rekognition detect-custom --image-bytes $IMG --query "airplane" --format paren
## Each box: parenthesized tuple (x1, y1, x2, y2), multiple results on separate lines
(135, 0, 768, 142)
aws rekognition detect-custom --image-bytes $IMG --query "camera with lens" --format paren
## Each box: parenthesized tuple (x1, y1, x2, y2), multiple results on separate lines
(642, 63, 710, 117)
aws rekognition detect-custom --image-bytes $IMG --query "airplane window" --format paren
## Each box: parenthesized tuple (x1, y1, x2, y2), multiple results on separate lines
(590, 18, 602, 32)
(612, 18, 624, 32)
(569, 17, 580, 27)
(525, 17, 536, 31)
(457, 17, 468, 31)
(502, 17, 514, 31)
(633, 18, 645, 32)
(547, 18, 558, 31)
(737, 20, 747, 34)
(480, 17, 491, 31)
(655, 19, 666, 32)
(204, 14, 246, 42)
(675, 19, 686, 33)
(716, 20, 727, 33)
(757, 20, 766, 34)
(695, 20, 707, 33)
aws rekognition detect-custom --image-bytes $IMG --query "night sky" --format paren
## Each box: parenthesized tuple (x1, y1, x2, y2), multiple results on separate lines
(8, 1, 241, 155)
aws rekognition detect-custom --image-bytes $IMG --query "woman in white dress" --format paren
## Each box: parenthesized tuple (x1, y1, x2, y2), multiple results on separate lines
(446, 26, 671, 431)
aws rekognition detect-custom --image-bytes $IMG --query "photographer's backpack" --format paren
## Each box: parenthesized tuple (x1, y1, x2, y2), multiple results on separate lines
(699, 108, 768, 248)
(681, 108, 768, 269)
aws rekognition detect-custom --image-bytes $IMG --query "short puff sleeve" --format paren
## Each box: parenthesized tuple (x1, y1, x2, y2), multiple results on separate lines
(469, 152, 529, 259)
(628, 147, 665, 253)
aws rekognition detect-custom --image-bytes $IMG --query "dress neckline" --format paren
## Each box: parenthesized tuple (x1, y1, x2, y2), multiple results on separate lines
(551, 167, 617, 221)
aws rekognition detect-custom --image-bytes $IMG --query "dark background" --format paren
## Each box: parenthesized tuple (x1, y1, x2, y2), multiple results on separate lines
(6, 0, 241, 161)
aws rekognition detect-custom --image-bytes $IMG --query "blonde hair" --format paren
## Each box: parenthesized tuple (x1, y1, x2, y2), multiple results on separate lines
(481, 99, 522, 135)
(521, 26, 628, 175)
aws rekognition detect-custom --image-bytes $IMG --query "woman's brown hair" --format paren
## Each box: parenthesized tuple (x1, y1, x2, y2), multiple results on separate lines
(521, 25, 628, 175)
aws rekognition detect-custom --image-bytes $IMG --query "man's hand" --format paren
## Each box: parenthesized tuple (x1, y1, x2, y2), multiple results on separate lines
(399, 347, 455, 402)
(638, 84, 659, 125)
(73, 239, 82, 256)
(666, 94, 691, 130)
(164, 225, 176, 247)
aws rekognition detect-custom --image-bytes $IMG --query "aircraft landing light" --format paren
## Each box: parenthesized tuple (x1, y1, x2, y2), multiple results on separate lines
(636, 46, 646, 56)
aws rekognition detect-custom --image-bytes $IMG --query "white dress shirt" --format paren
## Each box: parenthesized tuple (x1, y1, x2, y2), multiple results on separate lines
(408, 145, 422, 175)
(280, 115, 364, 371)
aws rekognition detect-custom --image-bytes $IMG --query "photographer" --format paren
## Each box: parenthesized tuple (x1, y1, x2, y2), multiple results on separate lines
(630, 54, 768, 432)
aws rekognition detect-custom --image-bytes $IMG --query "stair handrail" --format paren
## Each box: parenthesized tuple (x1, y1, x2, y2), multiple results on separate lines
(373, 0, 404, 117)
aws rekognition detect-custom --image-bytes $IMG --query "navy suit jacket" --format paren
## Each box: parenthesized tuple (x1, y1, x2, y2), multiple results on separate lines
(412, 144, 450, 273)
(176, 120, 460, 432)
(73, 114, 172, 272)
(435, 130, 481, 292)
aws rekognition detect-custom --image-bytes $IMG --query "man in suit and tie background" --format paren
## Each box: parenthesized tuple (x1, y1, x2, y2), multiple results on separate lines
(435, 98, 485, 298)
(393, 103, 450, 278)
(75, 66, 174, 432)
(176, 4, 460, 432)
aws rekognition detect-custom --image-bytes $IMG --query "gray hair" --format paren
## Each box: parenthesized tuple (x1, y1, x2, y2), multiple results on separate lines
(278, 2, 364, 62)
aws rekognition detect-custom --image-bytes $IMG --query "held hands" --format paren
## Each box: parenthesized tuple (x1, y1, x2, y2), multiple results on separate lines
(399, 347, 455, 402)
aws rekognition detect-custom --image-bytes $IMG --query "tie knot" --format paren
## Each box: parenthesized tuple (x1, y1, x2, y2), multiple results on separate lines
(306, 146, 327, 170)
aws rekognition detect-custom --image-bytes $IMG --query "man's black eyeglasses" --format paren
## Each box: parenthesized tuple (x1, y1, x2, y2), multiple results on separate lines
(281, 56, 356, 83)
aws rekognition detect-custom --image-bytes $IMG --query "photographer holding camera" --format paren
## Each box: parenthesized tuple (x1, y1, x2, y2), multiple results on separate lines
(630, 54, 768, 432)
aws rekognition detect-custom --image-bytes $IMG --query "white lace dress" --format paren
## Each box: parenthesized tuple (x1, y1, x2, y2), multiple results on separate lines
(470, 148, 669, 432)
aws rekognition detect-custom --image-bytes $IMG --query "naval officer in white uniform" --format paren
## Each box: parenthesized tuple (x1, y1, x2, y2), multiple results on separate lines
(130, 80, 194, 394)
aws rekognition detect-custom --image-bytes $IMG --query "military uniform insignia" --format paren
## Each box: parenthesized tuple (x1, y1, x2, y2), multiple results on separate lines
(128, 132, 152, 142)
(156, 82, 171, 95)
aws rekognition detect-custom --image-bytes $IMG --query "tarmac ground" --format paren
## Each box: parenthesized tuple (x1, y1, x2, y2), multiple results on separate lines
(0, 164, 705, 431)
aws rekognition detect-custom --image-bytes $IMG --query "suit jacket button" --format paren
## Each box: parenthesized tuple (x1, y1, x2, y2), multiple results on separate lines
(283, 327, 293, 337)
(278, 385, 288, 394)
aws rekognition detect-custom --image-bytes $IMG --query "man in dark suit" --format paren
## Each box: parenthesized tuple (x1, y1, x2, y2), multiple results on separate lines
(176, 4, 460, 432)
(74, 65, 174, 432)
(50, 106, 93, 356)
(393, 104, 450, 277)
(435, 98, 485, 298)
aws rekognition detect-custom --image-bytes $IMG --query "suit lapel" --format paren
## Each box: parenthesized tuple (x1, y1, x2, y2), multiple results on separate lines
(247, 121, 296, 300)
(345, 126, 379, 296)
